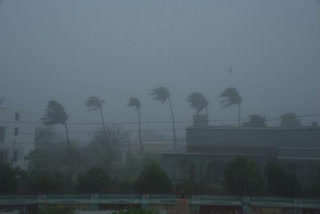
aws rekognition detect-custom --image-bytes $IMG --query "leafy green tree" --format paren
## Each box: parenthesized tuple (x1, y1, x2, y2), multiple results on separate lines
(35, 126, 58, 143)
(264, 161, 301, 196)
(280, 112, 301, 127)
(90, 123, 130, 149)
(0, 162, 17, 193)
(151, 87, 176, 148)
(242, 114, 266, 127)
(128, 97, 143, 152)
(178, 178, 198, 194)
(26, 172, 62, 193)
(112, 209, 153, 214)
(81, 141, 117, 171)
(312, 167, 320, 197)
(186, 92, 209, 115)
(136, 162, 172, 193)
(120, 152, 161, 179)
(78, 167, 110, 193)
(38, 205, 74, 214)
(220, 87, 242, 126)
(85, 96, 107, 133)
(26, 142, 82, 177)
(42, 100, 70, 149)
(27, 124, 130, 178)
(224, 157, 264, 195)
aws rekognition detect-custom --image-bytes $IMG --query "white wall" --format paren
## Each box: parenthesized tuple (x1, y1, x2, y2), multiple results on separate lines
(0, 107, 36, 169)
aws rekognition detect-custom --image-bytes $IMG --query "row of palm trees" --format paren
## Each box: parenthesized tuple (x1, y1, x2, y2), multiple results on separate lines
(131, 87, 241, 152)
(42, 87, 242, 152)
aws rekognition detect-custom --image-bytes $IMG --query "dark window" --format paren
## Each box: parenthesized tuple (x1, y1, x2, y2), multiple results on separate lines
(14, 127, 19, 136)
(15, 112, 20, 121)
(0, 127, 5, 142)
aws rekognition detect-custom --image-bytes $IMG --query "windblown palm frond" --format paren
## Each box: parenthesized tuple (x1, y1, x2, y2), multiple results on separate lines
(128, 97, 141, 110)
(85, 96, 104, 111)
(42, 100, 70, 149)
(186, 92, 208, 114)
(150, 87, 170, 104)
(128, 97, 143, 152)
(220, 88, 242, 108)
(150, 86, 176, 148)
(42, 100, 68, 125)
(220, 87, 242, 126)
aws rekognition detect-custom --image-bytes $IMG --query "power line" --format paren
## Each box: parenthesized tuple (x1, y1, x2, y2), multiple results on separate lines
(5, 128, 188, 136)
(0, 112, 318, 136)
(5, 127, 320, 145)
(5, 122, 320, 137)
(264, 113, 320, 122)
(0, 113, 319, 125)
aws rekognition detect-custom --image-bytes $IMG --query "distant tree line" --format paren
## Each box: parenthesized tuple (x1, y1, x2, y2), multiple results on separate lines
(1, 153, 319, 197)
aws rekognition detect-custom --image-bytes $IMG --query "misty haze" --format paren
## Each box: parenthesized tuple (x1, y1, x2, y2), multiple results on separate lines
(0, 0, 319, 213)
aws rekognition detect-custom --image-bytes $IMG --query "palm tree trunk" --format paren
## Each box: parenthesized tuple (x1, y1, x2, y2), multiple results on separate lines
(238, 103, 241, 127)
(138, 108, 143, 152)
(64, 123, 70, 150)
(168, 97, 177, 149)
(99, 107, 110, 148)
(99, 108, 107, 133)
(205, 106, 209, 117)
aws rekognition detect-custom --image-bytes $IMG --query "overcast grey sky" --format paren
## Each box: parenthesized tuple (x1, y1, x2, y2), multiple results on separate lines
(0, 0, 319, 139)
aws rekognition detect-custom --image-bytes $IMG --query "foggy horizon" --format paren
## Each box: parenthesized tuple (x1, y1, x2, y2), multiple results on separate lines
(0, 0, 319, 141)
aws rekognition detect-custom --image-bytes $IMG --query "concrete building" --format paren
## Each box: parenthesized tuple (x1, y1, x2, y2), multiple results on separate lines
(128, 140, 185, 153)
(161, 115, 320, 190)
(0, 107, 36, 169)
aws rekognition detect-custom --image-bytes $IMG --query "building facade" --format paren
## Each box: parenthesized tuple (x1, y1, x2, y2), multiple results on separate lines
(161, 115, 320, 191)
(0, 107, 36, 169)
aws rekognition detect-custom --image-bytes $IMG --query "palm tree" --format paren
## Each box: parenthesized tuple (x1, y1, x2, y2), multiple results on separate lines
(220, 87, 242, 126)
(85, 96, 106, 133)
(151, 87, 176, 148)
(186, 92, 209, 115)
(42, 100, 70, 149)
(128, 97, 143, 152)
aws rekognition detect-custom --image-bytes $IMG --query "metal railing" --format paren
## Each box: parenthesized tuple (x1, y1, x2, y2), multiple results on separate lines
(0, 194, 319, 209)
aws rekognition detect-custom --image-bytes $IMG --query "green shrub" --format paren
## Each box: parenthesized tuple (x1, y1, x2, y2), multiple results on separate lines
(112, 208, 154, 214)
(135, 162, 172, 193)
